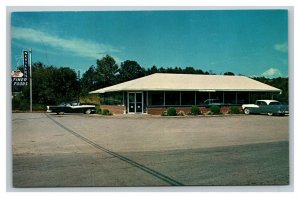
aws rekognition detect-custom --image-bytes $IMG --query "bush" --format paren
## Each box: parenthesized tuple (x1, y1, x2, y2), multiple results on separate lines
(210, 105, 221, 114)
(177, 110, 185, 116)
(166, 107, 177, 116)
(161, 111, 167, 116)
(229, 106, 240, 114)
(95, 105, 101, 114)
(190, 105, 200, 115)
(101, 109, 112, 115)
(32, 104, 46, 111)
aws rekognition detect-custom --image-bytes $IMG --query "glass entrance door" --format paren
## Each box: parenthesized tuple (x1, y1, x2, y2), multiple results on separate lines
(128, 93, 135, 113)
(127, 92, 143, 113)
(135, 93, 143, 113)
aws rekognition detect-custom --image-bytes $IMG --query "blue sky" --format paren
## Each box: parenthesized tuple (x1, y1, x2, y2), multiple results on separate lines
(11, 10, 288, 78)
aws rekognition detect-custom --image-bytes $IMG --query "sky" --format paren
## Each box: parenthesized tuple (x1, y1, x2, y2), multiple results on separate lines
(11, 10, 288, 78)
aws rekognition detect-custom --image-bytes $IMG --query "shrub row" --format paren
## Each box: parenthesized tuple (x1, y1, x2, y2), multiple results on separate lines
(96, 106, 112, 115)
(161, 106, 241, 116)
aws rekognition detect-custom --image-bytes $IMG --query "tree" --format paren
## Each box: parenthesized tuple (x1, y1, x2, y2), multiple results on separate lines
(252, 77, 289, 103)
(224, 72, 235, 76)
(12, 62, 80, 110)
(183, 66, 196, 74)
(146, 65, 159, 75)
(80, 65, 99, 95)
(96, 55, 119, 88)
(52, 67, 79, 103)
(118, 60, 145, 83)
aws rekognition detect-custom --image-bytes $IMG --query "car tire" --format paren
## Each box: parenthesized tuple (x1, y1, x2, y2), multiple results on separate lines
(244, 108, 250, 115)
(57, 111, 64, 115)
(85, 109, 91, 114)
(267, 112, 273, 116)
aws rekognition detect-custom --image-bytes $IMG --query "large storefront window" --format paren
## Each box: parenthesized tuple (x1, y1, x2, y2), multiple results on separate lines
(196, 92, 209, 105)
(165, 91, 180, 105)
(237, 92, 250, 104)
(250, 92, 273, 103)
(181, 91, 196, 105)
(210, 92, 223, 102)
(224, 92, 236, 104)
(148, 91, 164, 106)
(100, 92, 124, 105)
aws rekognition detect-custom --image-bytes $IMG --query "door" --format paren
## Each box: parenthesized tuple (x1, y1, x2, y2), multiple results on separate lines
(127, 92, 143, 113)
(135, 93, 143, 113)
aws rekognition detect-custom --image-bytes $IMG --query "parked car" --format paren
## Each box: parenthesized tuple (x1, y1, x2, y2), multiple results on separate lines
(242, 100, 288, 116)
(47, 102, 96, 115)
(203, 99, 229, 106)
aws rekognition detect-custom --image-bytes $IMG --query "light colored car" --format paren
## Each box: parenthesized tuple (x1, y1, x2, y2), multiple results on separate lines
(242, 100, 288, 116)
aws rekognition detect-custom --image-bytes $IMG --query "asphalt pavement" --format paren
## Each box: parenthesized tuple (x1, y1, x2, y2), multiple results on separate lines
(12, 113, 289, 187)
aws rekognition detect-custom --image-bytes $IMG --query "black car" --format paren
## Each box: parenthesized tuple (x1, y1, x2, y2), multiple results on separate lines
(47, 102, 96, 115)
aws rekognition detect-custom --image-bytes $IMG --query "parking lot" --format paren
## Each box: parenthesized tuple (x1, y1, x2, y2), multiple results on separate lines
(12, 113, 289, 187)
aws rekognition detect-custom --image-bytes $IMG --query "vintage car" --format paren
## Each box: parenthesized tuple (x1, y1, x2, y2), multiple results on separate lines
(242, 100, 288, 116)
(203, 99, 229, 106)
(46, 102, 96, 115)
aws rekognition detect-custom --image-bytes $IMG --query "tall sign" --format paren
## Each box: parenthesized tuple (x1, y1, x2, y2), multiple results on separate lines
(12, 51, 30, 86)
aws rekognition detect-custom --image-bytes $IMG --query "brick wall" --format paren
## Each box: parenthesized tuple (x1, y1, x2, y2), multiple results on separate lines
(100, 105, 125, 115)
(147, 106, 209, 115)
(100, 105, 240, 115)
(147, 107, 166, 115)
(146, 106, 240, 115)
(220, 106, 230, 114)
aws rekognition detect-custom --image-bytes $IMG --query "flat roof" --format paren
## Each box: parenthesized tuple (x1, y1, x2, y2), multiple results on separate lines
(89, 73, 281, 94)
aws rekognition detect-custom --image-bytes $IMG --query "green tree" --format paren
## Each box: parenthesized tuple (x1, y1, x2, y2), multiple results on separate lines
(80, 65, 99, 95)
(224, 72, 235, 76)
(118, 60, 145, 83)
(96, 55, 119, 88)
(12, 62, 80, 110)
(146, 65, 159, 75)
(183, 66, 196, 74)
(252, 77, 289, 103)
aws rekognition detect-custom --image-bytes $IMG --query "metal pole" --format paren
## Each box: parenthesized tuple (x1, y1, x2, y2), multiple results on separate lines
(29, 48, 32, 112)
(179, 91, 181, 106)
(77, 70, 80, 103)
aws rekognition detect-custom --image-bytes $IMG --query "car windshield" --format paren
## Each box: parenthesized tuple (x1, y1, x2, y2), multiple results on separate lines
(204, 99, 220, 104)
(58, 102, 71, 106)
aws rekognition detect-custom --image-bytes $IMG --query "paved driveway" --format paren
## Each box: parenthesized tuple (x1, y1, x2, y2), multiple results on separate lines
(12, 113, 289, 187)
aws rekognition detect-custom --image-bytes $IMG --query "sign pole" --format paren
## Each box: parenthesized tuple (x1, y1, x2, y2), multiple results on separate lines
(29, 48, 32, 112)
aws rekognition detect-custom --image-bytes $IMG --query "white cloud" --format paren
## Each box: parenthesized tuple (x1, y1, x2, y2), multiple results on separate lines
(12, 27, 122, 61)
(274, 42, 288, 53)
(261, 68, 282, 78)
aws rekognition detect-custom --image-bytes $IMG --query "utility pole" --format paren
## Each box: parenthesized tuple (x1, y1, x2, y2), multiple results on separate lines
(77, 70, 80, 103)
(29, 48, 32, 112)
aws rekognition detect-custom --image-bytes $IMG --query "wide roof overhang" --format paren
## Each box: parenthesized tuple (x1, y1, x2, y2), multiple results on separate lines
(89, 73, 282, 94)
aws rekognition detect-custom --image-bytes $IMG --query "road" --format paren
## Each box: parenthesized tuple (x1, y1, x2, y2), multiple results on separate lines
(12, 113, 289, 187)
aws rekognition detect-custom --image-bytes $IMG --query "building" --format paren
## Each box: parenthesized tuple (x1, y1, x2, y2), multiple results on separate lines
(89, 73, 281, 114)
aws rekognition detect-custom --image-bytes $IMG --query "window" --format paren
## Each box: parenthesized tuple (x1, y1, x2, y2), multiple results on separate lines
(181, 92, 195, 105)
(269, 102, 280, 105)
(224, 92, 236, 104)
(196, 92, 209, 105)
(100, 92, 124, 105)
(165, 92, 180, 105)
(256, 101, 267, 105)
(148, 91, 164, 106)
